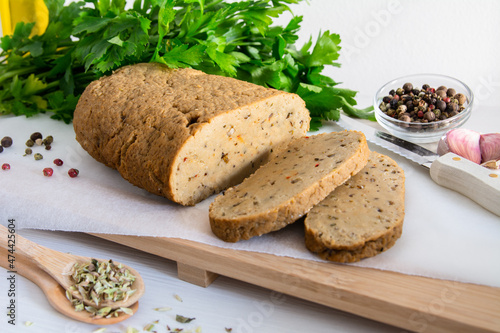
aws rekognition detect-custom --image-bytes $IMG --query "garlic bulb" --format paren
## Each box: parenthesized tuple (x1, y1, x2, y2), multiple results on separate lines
(437, 129, 500, 169)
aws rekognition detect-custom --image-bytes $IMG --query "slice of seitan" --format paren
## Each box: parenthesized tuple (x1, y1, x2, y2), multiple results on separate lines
(304, 151, 405, 263)
(73, 63, 310, 206)
(209, 130, 370, 242)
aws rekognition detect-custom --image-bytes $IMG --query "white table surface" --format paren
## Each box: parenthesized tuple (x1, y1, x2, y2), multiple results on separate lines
(1, 1, 499, 333)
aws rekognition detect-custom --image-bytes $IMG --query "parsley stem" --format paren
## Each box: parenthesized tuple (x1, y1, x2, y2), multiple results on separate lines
(0, 66, 38, 84)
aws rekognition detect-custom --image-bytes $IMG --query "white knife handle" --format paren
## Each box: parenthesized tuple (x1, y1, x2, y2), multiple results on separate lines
(430, 153, 500, 217)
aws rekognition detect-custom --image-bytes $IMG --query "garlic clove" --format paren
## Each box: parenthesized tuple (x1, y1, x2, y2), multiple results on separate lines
(443, 128, 482, 164)
(437, 133, 450, 156)
(479, 133, 500, 163)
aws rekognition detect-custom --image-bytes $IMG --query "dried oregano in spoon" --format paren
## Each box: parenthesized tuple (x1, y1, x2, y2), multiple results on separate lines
(65, 259, 136, 318)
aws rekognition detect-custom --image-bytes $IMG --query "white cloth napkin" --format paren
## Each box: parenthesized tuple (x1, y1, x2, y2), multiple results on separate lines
(1, 114, 499, 288)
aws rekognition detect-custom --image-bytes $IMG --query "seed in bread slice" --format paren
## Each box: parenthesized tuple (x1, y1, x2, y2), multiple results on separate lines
(209, 130, 370, 242)
(304, 151, 405, 263)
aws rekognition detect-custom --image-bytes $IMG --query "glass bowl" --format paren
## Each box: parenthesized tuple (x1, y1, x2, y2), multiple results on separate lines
(374, 74, 474, 143)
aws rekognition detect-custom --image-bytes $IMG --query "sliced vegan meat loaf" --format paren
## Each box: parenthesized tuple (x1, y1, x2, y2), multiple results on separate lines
(73, 63, 310, 205)
(304, 151, 405, 263)
(209, 130, 370, 242)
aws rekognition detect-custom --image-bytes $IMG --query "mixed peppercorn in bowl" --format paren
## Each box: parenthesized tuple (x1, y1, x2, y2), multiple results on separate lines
(374, 74, 474, 143)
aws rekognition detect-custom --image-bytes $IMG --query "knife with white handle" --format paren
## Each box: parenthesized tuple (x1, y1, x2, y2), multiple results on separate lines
(337, 116, 500, 216)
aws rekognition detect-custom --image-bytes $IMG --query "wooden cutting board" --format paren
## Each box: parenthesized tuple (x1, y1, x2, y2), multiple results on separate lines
(91, 233, 500, 333)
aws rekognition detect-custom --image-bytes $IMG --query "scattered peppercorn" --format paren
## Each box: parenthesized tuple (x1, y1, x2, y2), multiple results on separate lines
(42, 135, 53, 146)
(45, 144, 52, 150)
(53, 158, 63, 166)
(1, 136, 13, 148)
(68, 168, 79, 178)
(24, 148, 33, 156)
(34, 153, 43, 160)
(35, 138, 43, 146)
(43, 167, 54, 177)
(30, 132, 42, 141)
(26, 139, 35, 147)
(2, 163, 10, 170)
(0, 146, 3, 153)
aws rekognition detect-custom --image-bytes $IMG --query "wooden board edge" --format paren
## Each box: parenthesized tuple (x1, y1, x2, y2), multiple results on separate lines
(90, 233, 500, 333)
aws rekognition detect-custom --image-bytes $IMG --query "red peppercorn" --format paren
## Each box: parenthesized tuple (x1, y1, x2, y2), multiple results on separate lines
(53, 158, 63, 166)
(68, 168, 79, 178)
(443, 97, 451, 103)
(417, 110, 424, 118)
(2, 163, 10, 170)
(43, 167, 53, 177)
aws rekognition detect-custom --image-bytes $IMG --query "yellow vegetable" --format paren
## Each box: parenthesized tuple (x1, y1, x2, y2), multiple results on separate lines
(0, 0, 49, 36)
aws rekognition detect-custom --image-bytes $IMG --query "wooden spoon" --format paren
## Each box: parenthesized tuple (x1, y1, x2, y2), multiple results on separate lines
(0, 225, 145, 310)
(0, 249, 139, 325)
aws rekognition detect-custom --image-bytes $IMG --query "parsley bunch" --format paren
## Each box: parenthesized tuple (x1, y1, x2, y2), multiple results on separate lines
(0, 0, 374, 128)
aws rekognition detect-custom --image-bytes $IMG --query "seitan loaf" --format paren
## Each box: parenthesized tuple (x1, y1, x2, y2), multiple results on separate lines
(304, 151, 405, 263)
(209, 131, 370, 242)
(73, 63, 310, 205)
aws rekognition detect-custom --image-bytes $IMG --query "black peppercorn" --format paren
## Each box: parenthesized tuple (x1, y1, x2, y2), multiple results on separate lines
(446, 88, 456, 97)
(436, 100, 446, 112)
(422, 84, 430, 90)
(0, 146, 3, 153)
(30, 132, 42, 141)
(446, 102, 458, 113)
(424, 111, 436, 121)
(402, 82, 413, 93)
(383, 96, 392, 103)
(1, 136, 13, 148)
(389, 99, 399, 109)
(389, 89, 396, 96)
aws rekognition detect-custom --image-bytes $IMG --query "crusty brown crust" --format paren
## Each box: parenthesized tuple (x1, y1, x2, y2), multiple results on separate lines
(304, 151, 405, 263)
(305, 223, 403, 263)
(73, 63, 309, 205)
(209, 131, 370, 242)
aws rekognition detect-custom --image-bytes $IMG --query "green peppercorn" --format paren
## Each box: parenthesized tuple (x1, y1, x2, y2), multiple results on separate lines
(42, 135, 53, 146)
(387, 109, 396, 117)
(396, 88, 404, 96)
(1, 136, 13, 148)
(24, 148, 32, 156)
(26, 139, 34, 147)
(34, 153, 43, 160)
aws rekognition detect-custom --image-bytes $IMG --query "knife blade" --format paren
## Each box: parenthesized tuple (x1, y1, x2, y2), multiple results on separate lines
(337, 116, 500, 216)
